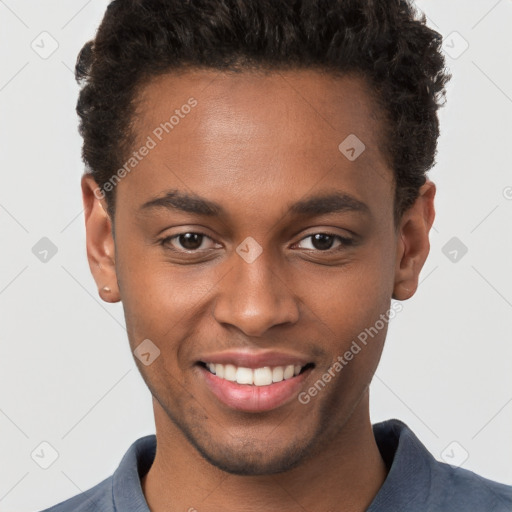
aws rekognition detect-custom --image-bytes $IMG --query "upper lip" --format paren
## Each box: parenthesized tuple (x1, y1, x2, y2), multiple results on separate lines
(197, 349, 312, 369)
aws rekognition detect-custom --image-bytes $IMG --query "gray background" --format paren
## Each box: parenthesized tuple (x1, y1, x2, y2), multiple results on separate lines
(1, 1, 511, 510)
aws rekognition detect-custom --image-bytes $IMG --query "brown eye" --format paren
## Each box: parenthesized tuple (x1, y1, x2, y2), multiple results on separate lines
(295, 233, 354, 252)
(176, 233, 204, 250)
(161, 232, 215, 252)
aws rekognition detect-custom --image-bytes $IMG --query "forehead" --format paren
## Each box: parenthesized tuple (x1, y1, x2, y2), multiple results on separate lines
(120, 68, 393, 220)
(135, 67, 386, 148)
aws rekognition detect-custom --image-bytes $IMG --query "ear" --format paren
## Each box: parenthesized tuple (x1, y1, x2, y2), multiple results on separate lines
(392, 180, 436, 301)
(81, 174, 121, 303)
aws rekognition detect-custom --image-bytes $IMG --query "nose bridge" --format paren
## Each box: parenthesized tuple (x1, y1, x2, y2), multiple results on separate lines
(212, 243, 300, 337)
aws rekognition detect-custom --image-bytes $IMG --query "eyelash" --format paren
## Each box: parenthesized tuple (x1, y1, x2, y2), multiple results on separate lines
(159, 231, 355, 254)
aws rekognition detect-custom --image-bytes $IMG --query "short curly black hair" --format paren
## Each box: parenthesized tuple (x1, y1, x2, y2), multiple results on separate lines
(75, 0, 450, 227)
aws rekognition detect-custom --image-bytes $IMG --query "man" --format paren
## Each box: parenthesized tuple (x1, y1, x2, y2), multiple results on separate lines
(41, 0, 512, 510)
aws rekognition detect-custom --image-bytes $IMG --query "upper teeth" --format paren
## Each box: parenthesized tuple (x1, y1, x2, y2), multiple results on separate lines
(206, 363, 302, 386)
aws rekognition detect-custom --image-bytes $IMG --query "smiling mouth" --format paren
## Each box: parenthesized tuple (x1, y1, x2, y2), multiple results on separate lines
(197, 361, 315, 386)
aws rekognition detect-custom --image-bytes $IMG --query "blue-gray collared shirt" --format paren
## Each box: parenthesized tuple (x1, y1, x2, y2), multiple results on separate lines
(39, 418, 512, 511)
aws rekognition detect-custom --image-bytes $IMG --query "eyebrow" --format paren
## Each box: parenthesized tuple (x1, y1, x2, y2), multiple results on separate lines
(139, 189, 371, 218)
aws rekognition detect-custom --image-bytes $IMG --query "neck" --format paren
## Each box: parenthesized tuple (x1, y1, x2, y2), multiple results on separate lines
(141, 391, 388, 512)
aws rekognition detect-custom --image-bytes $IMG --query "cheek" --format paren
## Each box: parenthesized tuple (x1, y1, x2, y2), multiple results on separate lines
(309, 243, 394, 374)
(312, 308, 389, 416)
(115, 240, 219, 350)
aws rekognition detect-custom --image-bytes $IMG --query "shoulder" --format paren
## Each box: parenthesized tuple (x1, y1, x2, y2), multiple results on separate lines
(371, 418, 512, 512)
(36, 434, 156, 512)
(429, 458, 512, 511)
(36, 475, 113, 512)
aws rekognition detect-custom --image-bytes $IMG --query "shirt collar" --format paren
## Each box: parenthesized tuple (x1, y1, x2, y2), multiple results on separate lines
(367, 418, 433, 510)
(113, 434, 156, 511)
(111, 419, 432, 510)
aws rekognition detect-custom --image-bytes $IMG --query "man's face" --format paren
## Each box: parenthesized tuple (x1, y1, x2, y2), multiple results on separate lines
(90, 69, 407, 475)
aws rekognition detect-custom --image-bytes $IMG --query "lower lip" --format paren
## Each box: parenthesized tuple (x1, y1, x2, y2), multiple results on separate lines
(199, 365, 311, 413)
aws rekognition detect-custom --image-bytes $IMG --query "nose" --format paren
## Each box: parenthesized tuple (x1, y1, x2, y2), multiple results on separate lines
(212, 248, 300, 337)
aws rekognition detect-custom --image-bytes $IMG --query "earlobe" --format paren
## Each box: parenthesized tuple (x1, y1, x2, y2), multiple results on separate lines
(392, 180, 436, 301)
(81, 174, 121, 303)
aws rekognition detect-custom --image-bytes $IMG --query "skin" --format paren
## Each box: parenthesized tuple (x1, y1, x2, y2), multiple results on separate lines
(82, 69, 435, 512)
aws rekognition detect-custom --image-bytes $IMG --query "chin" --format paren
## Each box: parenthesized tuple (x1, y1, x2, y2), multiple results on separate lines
(194, 441, 311, 476)
(179, 419, 325, 476)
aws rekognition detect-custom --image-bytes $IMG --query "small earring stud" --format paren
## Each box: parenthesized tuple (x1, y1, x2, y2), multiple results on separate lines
(102, 286, 111, 293)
